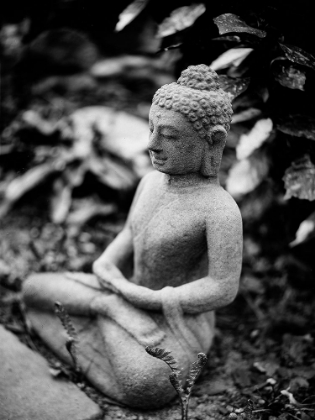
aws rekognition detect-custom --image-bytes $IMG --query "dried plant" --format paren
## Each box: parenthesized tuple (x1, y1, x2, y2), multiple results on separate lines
(54, 301, 80, 373)
(146, 346, 207, 420)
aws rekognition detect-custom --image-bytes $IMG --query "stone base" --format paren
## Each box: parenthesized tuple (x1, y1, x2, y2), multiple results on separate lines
(0, 325, 102, 420)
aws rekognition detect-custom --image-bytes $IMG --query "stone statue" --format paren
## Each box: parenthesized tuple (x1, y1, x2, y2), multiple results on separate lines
(23, 65, 243, 409)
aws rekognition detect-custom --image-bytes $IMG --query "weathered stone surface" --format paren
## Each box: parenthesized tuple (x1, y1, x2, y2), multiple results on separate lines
(22, 64, 243, 409)
(0, 325, 102, 420)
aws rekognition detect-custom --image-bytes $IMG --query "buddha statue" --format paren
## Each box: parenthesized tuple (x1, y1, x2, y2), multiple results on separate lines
(23, 65, 242, 409)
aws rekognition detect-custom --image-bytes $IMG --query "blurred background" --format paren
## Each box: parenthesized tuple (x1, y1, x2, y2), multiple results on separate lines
(1, 1, 315, 417)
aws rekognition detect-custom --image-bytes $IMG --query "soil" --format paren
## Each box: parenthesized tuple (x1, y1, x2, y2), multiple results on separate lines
(0, 198, 314, 420)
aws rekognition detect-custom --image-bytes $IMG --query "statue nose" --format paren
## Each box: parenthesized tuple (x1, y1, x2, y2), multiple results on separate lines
(148, 133, 162, 152)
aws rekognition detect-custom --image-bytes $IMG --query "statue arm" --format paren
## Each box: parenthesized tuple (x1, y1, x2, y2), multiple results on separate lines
(99, 201, 242, 315)
(176, 203, 243, 314)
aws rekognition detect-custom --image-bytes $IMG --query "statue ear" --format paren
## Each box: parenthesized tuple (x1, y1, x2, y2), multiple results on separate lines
(209, 125, 227, 144)
(201, 125, 227, 177)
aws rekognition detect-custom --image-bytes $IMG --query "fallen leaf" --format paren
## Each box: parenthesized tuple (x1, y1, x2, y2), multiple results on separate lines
(283, 155, 315, 201)
(115, 0, 150, 32)
(289, 377, 309, 393)
(290, 211, 315, 247)
(279, 43, 315, 70)
(218, 75, 250, 99)
(157, 4, 206, 38)
(233, 367, 251, 387)
(210, 48, 253, 71)
(236, 119, 273, 160)
(226, 151, 269, 198)
(277, 115, 315, 141)
(232, 108, 262, 123)
(253, 361, 279, 376)
(214, 13, 266, 38)
(280, 389, 300, 406)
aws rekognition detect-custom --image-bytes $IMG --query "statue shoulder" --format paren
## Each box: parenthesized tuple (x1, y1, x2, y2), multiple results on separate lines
(203, 185, 242, 224)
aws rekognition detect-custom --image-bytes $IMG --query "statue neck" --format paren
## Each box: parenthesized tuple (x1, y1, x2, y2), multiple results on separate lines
(163, 172, 219, 188)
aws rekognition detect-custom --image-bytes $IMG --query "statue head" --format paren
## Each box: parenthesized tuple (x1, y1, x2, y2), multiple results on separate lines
(149, 64, 233, 177)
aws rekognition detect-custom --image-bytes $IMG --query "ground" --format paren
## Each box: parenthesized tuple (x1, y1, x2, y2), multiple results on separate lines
(0, 196, 314, 420)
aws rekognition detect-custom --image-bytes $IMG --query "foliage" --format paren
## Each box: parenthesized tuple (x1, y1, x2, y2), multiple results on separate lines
(146, 346, 208, 420)
(148, 1, 315, 261)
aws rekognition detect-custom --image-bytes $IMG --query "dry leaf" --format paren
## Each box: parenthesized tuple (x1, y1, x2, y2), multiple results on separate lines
(236, 119, 273, 160)
(210, 48, 253, 71)
(290, 211, 315, 247)
(226, 152, 269, 198)
(214, 13, 266, 38)
(157, 3, 206, 38)
(115, 0, 150, 32)
(283, 155, 315, 201)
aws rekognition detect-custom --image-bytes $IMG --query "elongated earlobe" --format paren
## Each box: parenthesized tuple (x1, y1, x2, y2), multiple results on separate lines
(200, 125, 227, 177)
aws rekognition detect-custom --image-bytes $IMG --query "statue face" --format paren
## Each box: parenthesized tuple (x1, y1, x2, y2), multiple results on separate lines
(148, 105, 205, 175)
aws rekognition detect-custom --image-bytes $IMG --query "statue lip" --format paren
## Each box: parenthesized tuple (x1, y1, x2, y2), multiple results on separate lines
(150, 153, 167, 164)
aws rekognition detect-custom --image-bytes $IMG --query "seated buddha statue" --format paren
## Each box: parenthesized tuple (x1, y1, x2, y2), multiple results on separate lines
(23, 64, 243, 409)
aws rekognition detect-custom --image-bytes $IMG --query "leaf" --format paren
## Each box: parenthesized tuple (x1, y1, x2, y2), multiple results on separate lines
(67, 199, 116, 235)
(283, 155, 315, 201)
(90, 155, 136, 190)
(186, 353, 207, 391)
(226, 152, 269, 198)
(279, 43, 315, 70)
(210, 48, 253, 71)
(232, 108, 262, 123)
(236, 119, 273, 160)
(273, 62, 306, 91)
(0, 163, 59, 218)
(277, 115, 315, 141)
(157, 3, 206, 38)
(115, 0, 150, 32)
(214, 14, 266, 38)
(50, 178, 72, 224)
(280, 389, 301, 406)
(218, 75, 250, 99)
(145, 346, 181, 374)
(290, 211, 315, 247)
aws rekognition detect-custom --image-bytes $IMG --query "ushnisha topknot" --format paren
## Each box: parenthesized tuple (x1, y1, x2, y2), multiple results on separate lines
(152, 64, 233, 144)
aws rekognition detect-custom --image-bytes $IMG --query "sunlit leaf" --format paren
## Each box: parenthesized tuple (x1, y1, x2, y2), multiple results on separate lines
(279, 43, 315, 70)
(232, 108, 262, 123)
(236, 119, 273, 160)
(283, 155, 315, 201)
(89, 154, 136, 190)
(115, 0, 150, 32)
(67, 199, 116, 231)
(226, 151, 269, 198)
(157, 3, 206, 38)
(0, 163, 59, 218)
(218, 75, 250, 99)
(277, 115, 315, 141)
(214, 13, 266, 38)
(210, 48, 253, 71)
(50, 178, 72, 224)
(273, 62, 306, 91)
(290, 211, 315, 247)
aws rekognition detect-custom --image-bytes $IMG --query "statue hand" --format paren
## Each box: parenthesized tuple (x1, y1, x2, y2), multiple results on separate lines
(92, 259, 125, 294)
